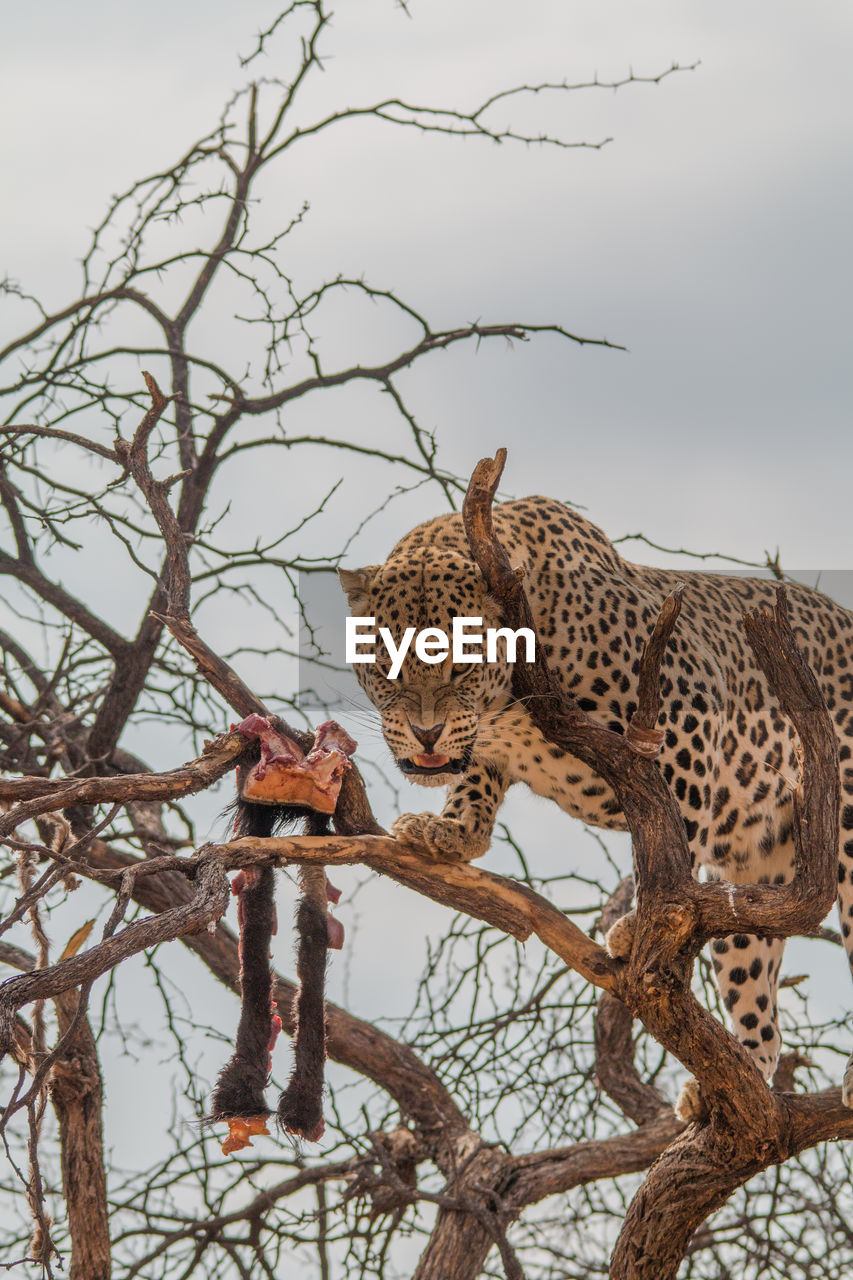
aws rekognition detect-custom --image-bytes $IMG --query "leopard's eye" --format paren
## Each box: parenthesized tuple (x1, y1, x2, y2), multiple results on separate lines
(448, 663, 474, 683)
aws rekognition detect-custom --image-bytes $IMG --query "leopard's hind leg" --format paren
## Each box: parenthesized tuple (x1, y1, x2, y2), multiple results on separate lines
(711, 930, 784, 1082)
(707, 828, 795, 1085)
(833, 754, 853, 1106)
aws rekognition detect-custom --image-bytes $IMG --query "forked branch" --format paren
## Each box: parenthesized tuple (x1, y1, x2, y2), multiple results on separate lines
(461, 448, 844, 1279)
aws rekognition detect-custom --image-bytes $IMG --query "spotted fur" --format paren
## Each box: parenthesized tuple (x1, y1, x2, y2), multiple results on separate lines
(339, 497, 853, 1088)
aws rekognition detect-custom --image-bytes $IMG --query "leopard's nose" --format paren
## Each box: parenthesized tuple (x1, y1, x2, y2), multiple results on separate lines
(409, 722, 446, 752)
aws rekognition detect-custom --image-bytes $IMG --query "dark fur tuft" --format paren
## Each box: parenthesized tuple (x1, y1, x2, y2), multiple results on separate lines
(208, 857, 277, 1121)
(276, 892, 329, 1141)
(212, 762, 334, 1139)
(224, 797, 306, 839)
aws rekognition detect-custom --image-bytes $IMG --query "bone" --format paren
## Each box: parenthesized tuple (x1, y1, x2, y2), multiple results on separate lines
(237, 716, 357, 813)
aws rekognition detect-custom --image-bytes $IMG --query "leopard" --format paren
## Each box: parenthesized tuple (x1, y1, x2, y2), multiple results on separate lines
(338, 496, 853, 1106)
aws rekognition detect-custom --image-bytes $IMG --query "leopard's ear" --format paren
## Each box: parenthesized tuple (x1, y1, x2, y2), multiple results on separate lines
(337, 566, 379, 615)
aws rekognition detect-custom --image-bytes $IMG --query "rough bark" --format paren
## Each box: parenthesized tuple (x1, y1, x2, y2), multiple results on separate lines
(594, 992, 670, 1125)
(461, 449, 843, 1278)
(49, 994, 111, 1280)
(412, 1145, 519, 1280)
(217, 832, 617, 987)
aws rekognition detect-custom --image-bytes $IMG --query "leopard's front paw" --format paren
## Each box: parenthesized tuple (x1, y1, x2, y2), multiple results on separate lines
(391, 812, 488, 861)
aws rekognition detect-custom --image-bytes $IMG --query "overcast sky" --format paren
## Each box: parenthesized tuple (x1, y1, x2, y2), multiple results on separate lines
(4, 0, 851, 567)
(3, 0, 853, 1191)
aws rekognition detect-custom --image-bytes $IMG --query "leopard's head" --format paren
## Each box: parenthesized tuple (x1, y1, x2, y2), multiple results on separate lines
(339, 547, 515, 786)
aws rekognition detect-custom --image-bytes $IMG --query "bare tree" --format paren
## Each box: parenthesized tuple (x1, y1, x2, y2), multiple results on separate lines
(1, 7, 851, 1280)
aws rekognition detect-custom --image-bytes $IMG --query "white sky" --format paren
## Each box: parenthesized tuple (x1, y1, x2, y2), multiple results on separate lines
(4, 0, 851, 567)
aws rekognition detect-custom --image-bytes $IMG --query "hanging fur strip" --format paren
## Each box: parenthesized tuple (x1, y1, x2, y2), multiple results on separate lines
(208, 799, 281, 1153)
(209, 717, 353, 1153)
(277, 815, 340, 1141)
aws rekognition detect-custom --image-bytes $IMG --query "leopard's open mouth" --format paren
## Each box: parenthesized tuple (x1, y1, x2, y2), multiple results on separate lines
(397, 748, 472, 777)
